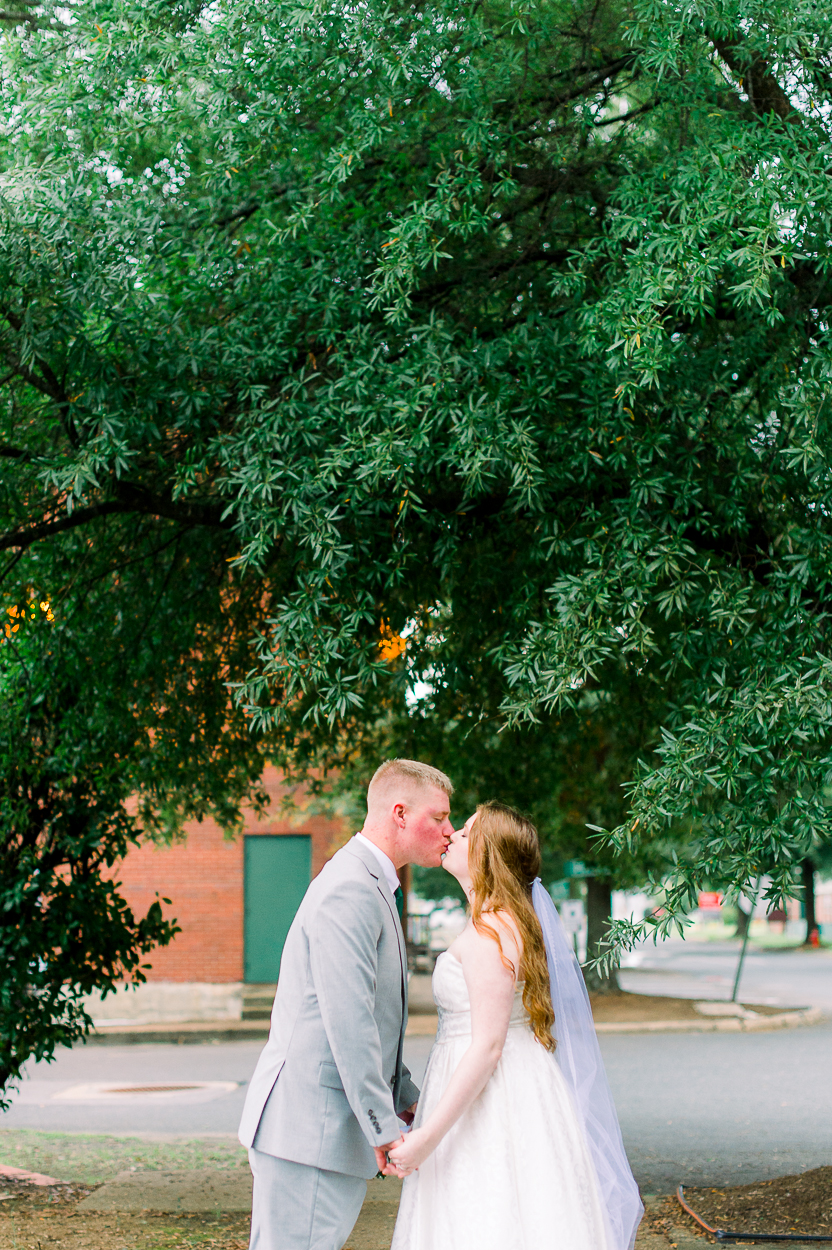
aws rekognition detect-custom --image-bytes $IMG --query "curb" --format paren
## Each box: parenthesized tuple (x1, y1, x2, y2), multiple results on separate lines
(82, 1006, 826, 1045)
(593, 1005, 826, 1034)
(84, 1021, 270, 1045)
(405, 1006, 826, 1037)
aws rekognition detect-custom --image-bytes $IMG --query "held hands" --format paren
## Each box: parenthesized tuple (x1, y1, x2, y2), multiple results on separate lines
(374, 1099, 420, 1176)
(387, 1127, 432, 1177)
(374, 1137, 404, 1176)
(373, 1099, 419, 1175)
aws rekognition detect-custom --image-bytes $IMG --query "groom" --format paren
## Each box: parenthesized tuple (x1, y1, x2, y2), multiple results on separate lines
(238, 758, 454, 1250)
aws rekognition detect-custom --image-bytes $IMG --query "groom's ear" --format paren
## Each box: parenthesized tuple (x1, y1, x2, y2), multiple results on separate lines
(392, 801, 407, 828)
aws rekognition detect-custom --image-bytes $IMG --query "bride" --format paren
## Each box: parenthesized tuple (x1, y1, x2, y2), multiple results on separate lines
(388, 802, 643, 1250)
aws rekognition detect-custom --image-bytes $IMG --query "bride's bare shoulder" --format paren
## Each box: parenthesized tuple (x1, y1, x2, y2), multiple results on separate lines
(465, 907, 523, 969)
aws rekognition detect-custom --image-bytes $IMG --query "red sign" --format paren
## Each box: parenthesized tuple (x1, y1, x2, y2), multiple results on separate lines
(698, 892, 723, 910)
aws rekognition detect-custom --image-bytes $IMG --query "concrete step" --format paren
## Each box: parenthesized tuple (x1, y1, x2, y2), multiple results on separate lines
(241, 986, 275, 1023)
(241, 985, 275, 1022)
(241, 986, 275, 1013)
(87, 1020, 270, 1045)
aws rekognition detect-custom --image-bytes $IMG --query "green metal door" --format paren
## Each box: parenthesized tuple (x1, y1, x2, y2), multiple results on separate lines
(244, 835, 311, 983)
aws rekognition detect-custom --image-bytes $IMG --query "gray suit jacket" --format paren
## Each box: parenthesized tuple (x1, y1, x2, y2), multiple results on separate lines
(238, 836, 419, 1178)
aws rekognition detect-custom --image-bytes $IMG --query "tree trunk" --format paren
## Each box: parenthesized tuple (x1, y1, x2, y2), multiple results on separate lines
(583, 876, 621, 995)
(734, 898, 751, 940)
(801, 857, 817, 944)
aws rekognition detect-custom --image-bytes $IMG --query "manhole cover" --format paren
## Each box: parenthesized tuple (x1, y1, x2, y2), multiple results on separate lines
(53, 1080, 238, 1103)
(107, 1085, 201, 1094)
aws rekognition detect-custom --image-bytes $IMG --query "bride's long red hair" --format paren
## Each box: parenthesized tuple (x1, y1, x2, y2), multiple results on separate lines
(469, 801, 556, 1051)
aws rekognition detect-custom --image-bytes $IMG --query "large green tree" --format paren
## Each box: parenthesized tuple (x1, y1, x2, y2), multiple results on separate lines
(0, 523, 271, 1104)
(3, 0, 832, 1047)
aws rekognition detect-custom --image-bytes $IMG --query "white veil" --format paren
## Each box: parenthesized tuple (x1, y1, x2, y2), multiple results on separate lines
(531, 878, 643, 1250)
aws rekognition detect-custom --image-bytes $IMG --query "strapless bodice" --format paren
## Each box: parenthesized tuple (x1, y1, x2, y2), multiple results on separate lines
(431, 950, 529, 1042)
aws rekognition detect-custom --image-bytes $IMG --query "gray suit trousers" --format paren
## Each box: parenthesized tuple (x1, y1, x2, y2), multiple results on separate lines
(248, 1148, 366, 1250)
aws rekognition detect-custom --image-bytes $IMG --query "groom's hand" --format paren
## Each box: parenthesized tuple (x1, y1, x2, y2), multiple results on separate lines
(375, 1136, 405, 1176)
(399, 1101, 418, 1126)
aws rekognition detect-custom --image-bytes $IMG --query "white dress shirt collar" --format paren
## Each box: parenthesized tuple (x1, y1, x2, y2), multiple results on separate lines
(354, 833, 401, 897)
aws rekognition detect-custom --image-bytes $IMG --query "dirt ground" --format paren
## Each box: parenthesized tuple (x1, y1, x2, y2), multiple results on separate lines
(640, 1170, 832, 1246)
(0, 1180, 684, 1250)
(4, 1174, 829, 1250)
(2, 1131, 828, 1250)
(0, 1136, 251, 1250)
(681, 1167, 832, 1242)
(588, 992, 791, 1023)
(0, 1183, 250, 1250)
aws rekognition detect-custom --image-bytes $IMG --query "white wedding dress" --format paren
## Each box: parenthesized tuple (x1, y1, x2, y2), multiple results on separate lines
(391, 951, 610, 1250)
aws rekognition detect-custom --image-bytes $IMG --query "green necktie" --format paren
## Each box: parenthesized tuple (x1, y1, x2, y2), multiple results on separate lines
(394, 885, 404, 919)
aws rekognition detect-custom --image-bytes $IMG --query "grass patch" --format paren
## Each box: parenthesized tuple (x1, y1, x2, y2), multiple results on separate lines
(0, 1129, 248, 1185)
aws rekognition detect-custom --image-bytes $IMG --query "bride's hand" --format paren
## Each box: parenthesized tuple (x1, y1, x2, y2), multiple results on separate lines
(388, 1127, 432, 1176)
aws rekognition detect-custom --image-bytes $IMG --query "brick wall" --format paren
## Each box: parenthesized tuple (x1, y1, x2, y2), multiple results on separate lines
(115, 766, 349, 983)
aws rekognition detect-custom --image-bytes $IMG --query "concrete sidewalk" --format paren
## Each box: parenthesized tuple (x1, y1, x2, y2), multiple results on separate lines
(84, 1002, 823, 1045)
(76, 1171, 700, 1248)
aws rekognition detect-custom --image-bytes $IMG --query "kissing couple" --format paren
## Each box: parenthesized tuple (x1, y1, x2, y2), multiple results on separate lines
(239, 759, 643, 1250)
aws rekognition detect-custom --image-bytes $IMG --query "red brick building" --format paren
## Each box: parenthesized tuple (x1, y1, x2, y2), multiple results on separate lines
(89, 768, 349, 1020)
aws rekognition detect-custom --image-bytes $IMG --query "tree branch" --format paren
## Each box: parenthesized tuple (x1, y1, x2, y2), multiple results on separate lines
(1, 488, 231, 552)
(502, 53, 639, 122)
(112, 481, 229, 528)
(181, 180, 290, 232)
(2, 308, 78, 445)
(1, 503, 139, 552)
(592, 100, 658, 129)
(0, 8, 68, 26)
(709, 33, 797, 123)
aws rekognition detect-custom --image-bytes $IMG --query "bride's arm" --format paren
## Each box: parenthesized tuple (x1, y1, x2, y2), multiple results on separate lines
(388, 920, 519, 1174)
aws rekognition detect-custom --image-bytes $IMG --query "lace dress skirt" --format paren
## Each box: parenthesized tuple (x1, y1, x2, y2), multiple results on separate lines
(391, 952, 609, 1250)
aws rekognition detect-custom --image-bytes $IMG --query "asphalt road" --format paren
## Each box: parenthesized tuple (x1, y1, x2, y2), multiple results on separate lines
(603, 1018, 832, 1192)
(2, 940, 830, 1194)
(610, 938, 832, 1189)
(1, 1039, 257, 1137)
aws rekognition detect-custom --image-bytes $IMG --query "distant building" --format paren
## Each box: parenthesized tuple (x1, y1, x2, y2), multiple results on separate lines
(87, 767, 348, 1024)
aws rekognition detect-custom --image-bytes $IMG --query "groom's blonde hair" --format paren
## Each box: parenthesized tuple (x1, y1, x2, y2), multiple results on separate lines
(368, 759, 453, 802)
